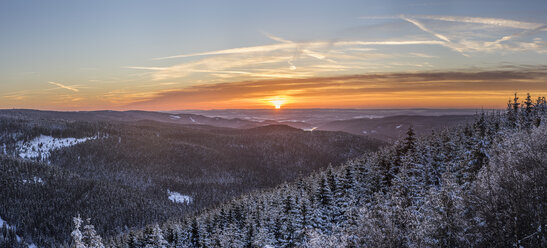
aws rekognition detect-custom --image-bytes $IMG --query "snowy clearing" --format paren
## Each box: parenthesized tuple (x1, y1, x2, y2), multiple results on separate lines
(169, 115, 181, 120)
(17, 135, 96, 160)
(396, 124, 403, 129)
(168, 190, 192, 205)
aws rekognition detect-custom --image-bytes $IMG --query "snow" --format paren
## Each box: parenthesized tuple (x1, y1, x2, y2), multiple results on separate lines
(0, 216, 9, 228)
(22, 176, 44, 185)
(17, 135, 95, 160)
(303, 127, 318, 131)
(169, 115, 181, 120)
(167, 190, 192, 205)
(396, 124, 403, 129)
(189, 116, 197, 123)
(0, 216, 22, 243)
(362, 130, 368, 134)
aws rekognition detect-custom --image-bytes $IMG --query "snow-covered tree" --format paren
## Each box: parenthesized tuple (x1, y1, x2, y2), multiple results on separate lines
(82, 218, 104, 248)
(71, 216, 85, 248)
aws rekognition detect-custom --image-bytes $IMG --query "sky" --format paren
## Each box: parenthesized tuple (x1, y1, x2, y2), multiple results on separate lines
(1, 0, 547, 110)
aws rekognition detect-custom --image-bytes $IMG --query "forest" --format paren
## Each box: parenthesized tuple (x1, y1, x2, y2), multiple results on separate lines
(0, 113, 382, 247)
(97, 94, 545, 248)
(0, 94, 545, 247)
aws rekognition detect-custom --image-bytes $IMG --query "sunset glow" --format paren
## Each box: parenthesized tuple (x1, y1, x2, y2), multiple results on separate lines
(1, 1, 546, 110)
(269, 98, 286, 109)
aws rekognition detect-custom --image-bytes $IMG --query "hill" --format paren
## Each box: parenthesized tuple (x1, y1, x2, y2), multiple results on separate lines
(0, 116, 383, 246)
(104, 96, 546, 247)
(318, 115, 475, 140)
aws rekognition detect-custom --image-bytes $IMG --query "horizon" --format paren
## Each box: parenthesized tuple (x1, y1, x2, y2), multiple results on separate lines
(0, 107, 503, 112)
(2, 0, 547, 110)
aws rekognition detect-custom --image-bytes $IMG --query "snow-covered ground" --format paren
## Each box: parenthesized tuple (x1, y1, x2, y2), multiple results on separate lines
(189, 116, 197, 123)
(22, 176, 44, 185)
(167, 190, 192, 205)
(169, 115, 181, 120)
(396, 124, 403, 129)
(0, 216, 22, 242)
(1, 216, 38, 247)
(303, 127, 318, 131)
(17, 135, 96, 161)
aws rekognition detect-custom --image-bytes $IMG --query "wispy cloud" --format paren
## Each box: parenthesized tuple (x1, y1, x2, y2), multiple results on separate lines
(491, 24, 547, 44)
(415, 15, 545, 30)
(400, 15, 451, 42)
(123, 66, 547, 110)
(130, 32, 449, 82)
(359, 14, 547, 54)
(48, 81, 80, 92)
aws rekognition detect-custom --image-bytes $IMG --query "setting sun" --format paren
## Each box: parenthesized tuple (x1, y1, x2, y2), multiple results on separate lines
(272, 100, 283, 109)
(268, 97, 287, 109)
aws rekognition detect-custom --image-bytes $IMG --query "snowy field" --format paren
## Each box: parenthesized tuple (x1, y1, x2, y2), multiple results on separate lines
(17, 135, 96, 160)
(167, 190, 192, 205)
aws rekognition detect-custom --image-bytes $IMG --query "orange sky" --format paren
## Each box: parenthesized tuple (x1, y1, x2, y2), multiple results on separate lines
(3, 68, 546, 111)
(119, 69, 547, 110)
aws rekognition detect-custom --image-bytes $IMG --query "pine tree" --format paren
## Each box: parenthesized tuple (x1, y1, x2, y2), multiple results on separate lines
(127, 231, 138, 248)
(190, 218, 200, 247)
(70, 216, 85, 248)
(299, 198, 312, 230)
(244, 224, 254, 248)
(141, 226, 154, 247)
(316, 176, 332, 206)
(403, 126, 416, 154)
(164, 225, 175, 244)
(149, 224, 168, 248)
(82, 218, 104, 248)
(326, 167, 338, 197)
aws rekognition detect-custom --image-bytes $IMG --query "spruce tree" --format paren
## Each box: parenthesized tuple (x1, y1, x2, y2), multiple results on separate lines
(71, 216, 85, 248)
(190, 218, 200, 247)
(82, 218, 104, 248)
(403, 126, 416, 154)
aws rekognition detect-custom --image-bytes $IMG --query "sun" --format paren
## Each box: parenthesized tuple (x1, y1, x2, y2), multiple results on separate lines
(271, 100, 284, 109)
(266, 96, 289, 109)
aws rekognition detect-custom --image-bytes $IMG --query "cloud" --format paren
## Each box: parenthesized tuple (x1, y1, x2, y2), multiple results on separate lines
(130, 36, 450, 82)
(491, 24, 547, 44)
(123, 15, 547, 101)
(415, 15, 545, 30)
(400, 15, 451, 42)
(154, 43, 298, 60)
(48, 81, 80, 92)
(263, 33, 331, 63)
(124, 66, 547, 110)
(399, 15, 469, 56)
(360, 14, 547, 54)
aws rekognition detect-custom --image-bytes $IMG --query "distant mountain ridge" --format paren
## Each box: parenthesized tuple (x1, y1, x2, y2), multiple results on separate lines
(318, 115, 476, 141)
(0, 109, 260, 129)
(0, 109, 475, 142)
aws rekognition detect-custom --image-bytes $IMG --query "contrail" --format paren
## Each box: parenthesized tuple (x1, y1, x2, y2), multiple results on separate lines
(48, 81, 79, 92)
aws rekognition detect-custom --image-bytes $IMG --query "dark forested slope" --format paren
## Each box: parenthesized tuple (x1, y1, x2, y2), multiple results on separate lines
(0, 117, 383, 247)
